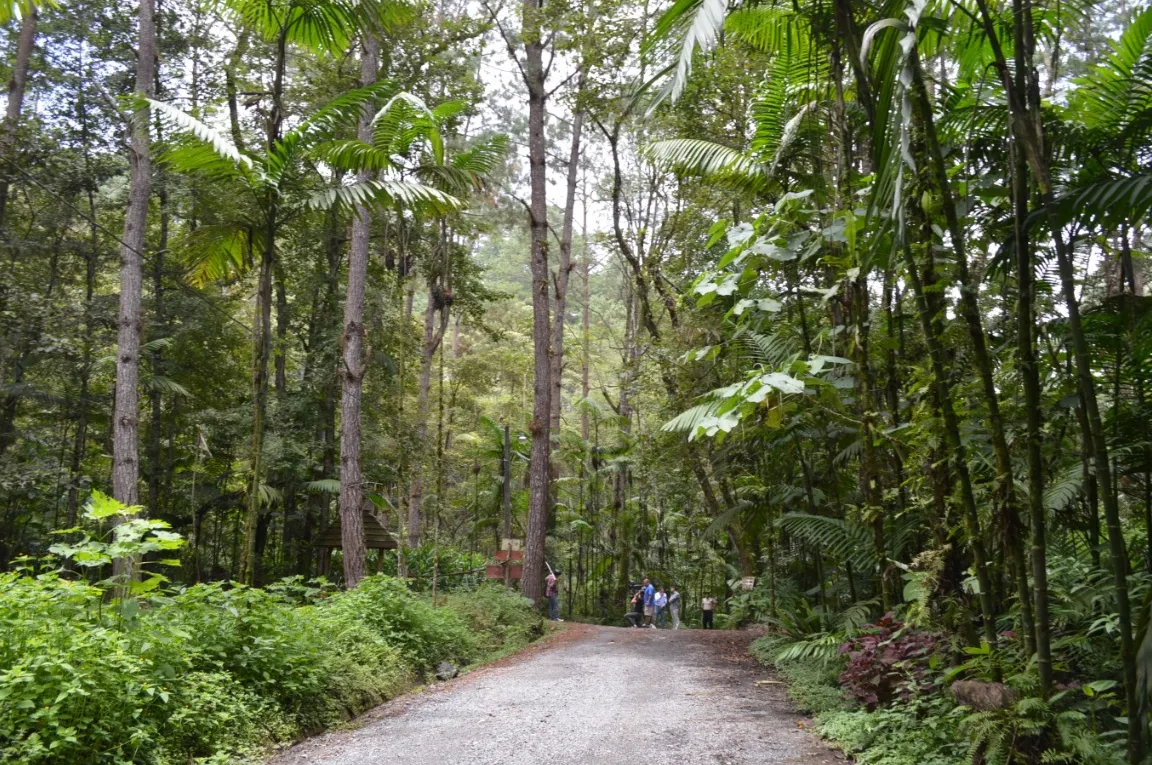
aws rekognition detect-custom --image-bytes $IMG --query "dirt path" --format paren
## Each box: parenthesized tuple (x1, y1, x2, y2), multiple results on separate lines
(270, 625, 843, 765)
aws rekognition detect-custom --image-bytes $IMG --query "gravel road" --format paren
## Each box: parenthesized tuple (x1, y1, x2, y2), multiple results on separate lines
(270, 625, 843, 765)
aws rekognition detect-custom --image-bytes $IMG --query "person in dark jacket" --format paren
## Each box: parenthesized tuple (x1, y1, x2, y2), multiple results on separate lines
(625, 588, 644, 627)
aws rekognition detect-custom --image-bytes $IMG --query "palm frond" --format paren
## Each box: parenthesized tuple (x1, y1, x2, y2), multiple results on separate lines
(725, 7, 800, 55)
(178, 223, 258, 286)
(777, 512, 878, 572)
(645, 139, 770, 193)
(149, 99, 250, 169)
(662, 399, 725, 434)
(313, 139, 398, 172)
(1072, 6, 1152, 136)
(147, 376, 193, 398)
(372, 91, 440, 160)
(648, 0, 729, 105)
(1043, 463, 1083, 514)
(288, 81, 397, 160)
(306, 479, 341, 494)
(450, 134, 509, 179)
(1045, 172, 1152, 230)
(308, 179, 460, 215)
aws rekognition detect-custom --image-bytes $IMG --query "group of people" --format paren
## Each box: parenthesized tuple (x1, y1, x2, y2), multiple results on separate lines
(542, 569, 721, 629)
(626, 578, 720, 629)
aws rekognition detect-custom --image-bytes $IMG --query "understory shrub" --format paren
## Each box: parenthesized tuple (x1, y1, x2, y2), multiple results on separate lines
(750, 634, 851, 715)
(0, 571, 538, 763)
(818, 697, 966, 765)
(442, 584, 545, 658)
(837, 614, 941, 709)
(752, 629, 964, 765)
(752, 620, 1121, 765)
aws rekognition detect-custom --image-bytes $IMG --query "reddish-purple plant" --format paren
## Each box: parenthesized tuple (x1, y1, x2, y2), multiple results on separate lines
(838, 613, 941, 710)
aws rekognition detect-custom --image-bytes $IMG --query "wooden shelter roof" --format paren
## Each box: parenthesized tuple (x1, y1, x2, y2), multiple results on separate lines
(314, 508, 397, 549)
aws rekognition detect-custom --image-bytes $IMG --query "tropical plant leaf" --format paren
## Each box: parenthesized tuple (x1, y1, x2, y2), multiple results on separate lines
(645, 139, 770, 193)
(308, 179, 460, 215)
(777, 512, 878, 572)
(648, 0, 728, 105)
(149, 99, 250, 168)
(306, 479, 341, 494)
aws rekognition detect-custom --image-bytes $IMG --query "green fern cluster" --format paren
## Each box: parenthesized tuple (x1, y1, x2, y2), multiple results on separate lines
(961, 697, 1125, 765)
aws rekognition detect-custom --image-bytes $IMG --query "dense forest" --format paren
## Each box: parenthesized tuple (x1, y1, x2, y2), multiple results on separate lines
(1, 0, 1151, 759)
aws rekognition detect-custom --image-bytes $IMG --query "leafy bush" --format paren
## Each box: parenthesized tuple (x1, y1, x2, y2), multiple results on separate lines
(818, 696, 967, 765)
(959, 689, 1126, 765)
(0, 574, 171, 763)
(442, 584, 545, 659)
(750, 634, 851, 714)
(321, 575, 479, 670)
(838, 613, 941, 709)
(0, 570, 538, 763)
(158, 671, 289, 763)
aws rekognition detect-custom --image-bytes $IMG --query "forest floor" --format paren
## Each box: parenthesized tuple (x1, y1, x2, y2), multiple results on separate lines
(268, 624, 844, 765)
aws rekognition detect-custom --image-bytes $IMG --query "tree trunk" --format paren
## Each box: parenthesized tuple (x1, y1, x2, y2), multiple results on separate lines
(238, 29, 287, 585)
(581, 188, 590, 444)
(909, 53, 1038, 662)
(550, 95, 584, 433)
(112, 0, 156, 530)
(0, 4, 38, 231)
(1011, 117, 1052, 694)
(335, 33, 378, 589)
(408, 280, 449, 548)
(900, 240, 999, 647)
(502, 423, 512, 542)
(851, 274, 891, 610)
(971, 1, 1140, 754)
(520, 0, 551, 606)
(147, 112, 169, 516)
(239, 221, 274, 583)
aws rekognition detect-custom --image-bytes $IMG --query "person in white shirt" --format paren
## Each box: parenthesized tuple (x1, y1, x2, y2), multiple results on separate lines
(701, 595, 717, 629)
(653, 588, 668, 628)
(667, 587, 682, 629)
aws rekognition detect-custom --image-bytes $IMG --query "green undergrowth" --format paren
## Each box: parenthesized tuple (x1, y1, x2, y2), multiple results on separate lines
(751, 628, 1126, 765)
(0, 573, 542, 764)
(752, 634, 968, 765)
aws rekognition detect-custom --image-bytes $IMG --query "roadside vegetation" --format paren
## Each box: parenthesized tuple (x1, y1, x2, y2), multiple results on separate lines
(0, 494, 541, 764)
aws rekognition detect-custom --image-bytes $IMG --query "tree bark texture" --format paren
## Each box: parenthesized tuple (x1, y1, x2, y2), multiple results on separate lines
(520, 0, 551, 606)
(408, 279, 449, 548)
(112, 0, 156, 515)
(0, 5, 38, 231)
(336, 33, 379, 589)
(549, 98, 584, 434)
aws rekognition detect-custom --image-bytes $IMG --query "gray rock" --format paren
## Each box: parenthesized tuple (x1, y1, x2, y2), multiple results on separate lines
(435, 661, 459, 681)
(951, 680, 1019, 711)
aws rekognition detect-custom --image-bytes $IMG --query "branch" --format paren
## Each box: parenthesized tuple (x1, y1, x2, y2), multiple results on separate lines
(545, 66, 584, 100)
(481, 0, 529, 86)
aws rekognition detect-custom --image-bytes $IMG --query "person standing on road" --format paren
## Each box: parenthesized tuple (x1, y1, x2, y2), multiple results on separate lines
(545, 569, 563, 622)
(668, 586, 682, 630)
(701, 594, 717, 629)
(654, 587, 668, 628)
(641, 578, 655, 627)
